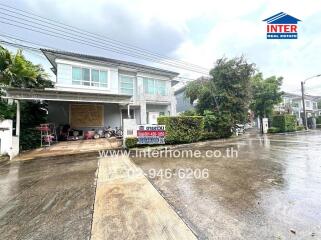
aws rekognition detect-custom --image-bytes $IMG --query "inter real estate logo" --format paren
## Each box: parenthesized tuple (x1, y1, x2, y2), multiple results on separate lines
(263, 12, 301, 39)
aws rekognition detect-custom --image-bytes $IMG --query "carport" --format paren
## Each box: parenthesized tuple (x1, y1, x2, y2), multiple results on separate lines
(3, 87, 132, 158)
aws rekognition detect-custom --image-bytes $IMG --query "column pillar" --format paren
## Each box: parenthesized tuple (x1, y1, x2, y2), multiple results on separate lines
(140, 101, 147, 124)
(16, 100, 20, 136)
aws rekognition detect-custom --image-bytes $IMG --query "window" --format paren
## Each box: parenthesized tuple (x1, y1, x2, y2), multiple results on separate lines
(72, 67, 89, 86)
(72, 66, 108, 88)
(91, 69, 108, 88)
(306, 100, 311, 108)
(292, 102, 299, 108)
(156, 80, 166, 96)
(143, 78, 167, 96)
(120, 75, 135, 95)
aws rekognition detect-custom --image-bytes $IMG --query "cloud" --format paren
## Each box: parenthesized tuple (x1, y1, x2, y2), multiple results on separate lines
(174, 0, 321, 95)
(1, 0, 321, 94)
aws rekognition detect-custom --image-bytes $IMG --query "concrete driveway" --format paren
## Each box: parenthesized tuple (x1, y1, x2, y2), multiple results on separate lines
(0, 153, 98, 240)
(132, 131, 321, 239)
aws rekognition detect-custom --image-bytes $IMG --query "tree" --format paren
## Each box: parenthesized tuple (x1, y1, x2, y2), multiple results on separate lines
(185, 57, 255, 124)
(0, 45, 53, 150)
(250, 73, 283, 132)
(0, 47, 52, 88)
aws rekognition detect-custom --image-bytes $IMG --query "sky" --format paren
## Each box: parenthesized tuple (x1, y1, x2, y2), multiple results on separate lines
(1, 0, 321, 95)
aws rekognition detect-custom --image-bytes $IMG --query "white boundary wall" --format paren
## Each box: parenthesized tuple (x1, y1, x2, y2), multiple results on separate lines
(0, 120, 19, 159)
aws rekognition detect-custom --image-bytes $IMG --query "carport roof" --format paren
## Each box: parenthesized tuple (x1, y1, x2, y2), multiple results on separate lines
(3, 87, 132, 104)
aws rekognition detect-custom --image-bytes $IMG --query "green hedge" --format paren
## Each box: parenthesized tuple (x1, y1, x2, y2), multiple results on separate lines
(158, 116, 204, 144)
(203, 111, 233, 138)
(272, 114, 297, 132)
(125, 137, 138, 148)
(316, 116, 321, 128)
(267, 127, 280, 133)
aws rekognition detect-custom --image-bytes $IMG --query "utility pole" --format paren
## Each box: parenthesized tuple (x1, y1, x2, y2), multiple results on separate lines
(301, 81, 308, 130)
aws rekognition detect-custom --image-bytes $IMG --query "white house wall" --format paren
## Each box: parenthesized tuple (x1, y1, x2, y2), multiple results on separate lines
(54, 57, 177, 124)
(0, 120, 13, 155)
(56, 59, 119, 95)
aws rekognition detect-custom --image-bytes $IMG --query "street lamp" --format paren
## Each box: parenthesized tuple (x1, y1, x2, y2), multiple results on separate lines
(301, 74, 321, 130)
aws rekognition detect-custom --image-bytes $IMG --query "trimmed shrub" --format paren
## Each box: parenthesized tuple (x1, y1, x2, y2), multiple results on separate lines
(179, 109, 197, 116)
(125, 137, 138, 148)
(201, 131, 220, 140)
(203, 111, 233, 138)
(296, 125, 305, 131)
(272, 114, 297, 132)
(267, 127, 280, 133)
(158, 116, 204, 144)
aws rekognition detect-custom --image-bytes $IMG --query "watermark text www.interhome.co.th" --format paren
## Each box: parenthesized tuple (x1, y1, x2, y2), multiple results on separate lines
(98, 147, 238, 159)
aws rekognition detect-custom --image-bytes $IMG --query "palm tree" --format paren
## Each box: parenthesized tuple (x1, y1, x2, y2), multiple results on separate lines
(0, 46, 52, 88)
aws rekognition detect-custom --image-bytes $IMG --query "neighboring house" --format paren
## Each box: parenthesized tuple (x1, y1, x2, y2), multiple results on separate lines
(174, 85, 195, 114)
(275, 92, 321, 119)
(174, 76, 210, 114)
(4, 49, 179, 132)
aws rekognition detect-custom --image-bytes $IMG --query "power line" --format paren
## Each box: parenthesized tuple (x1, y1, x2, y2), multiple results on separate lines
(0, 3, 210, 74)
(0, 3, 209, 71)
(0, 34, 202, 83)
(0, 37, 198, 83)
(0, 17, 209, 75)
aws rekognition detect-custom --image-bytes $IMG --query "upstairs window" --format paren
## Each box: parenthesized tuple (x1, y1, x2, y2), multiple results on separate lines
(72, 66, 108, 88)
(72, 67, 90, 86)
(306, 100, 311, 108)
(120, 75, 135, 95)
(91, 69, 108, 88)
(143, 78, 167, 96)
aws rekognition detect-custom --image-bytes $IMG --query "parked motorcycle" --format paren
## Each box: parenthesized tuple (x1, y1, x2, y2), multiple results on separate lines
(104, 126, 123, 138)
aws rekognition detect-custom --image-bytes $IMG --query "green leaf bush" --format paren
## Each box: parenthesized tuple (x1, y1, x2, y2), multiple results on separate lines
(203, 110, 233, 139)
(125, 137, 138, 148)
(267, 127, 280, 133)
(296, 125, 305, 131)
(158, 116, 204, 144)
(272, 114, 297, 132)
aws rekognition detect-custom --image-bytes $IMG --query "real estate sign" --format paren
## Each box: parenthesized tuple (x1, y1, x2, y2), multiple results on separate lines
(137, 124, 165, 144)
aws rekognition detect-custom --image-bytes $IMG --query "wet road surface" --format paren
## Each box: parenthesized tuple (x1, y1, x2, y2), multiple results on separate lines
(132, 131, 321, 239)
(1, 131, 321, 240)
(0, 153, 98, 240)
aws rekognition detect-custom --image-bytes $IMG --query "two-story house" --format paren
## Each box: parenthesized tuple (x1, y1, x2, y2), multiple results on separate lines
(275, 92, 320, 119)
(5, 49, 179, 135)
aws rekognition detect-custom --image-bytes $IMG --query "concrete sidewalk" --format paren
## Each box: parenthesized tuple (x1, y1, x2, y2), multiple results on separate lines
(91, 155, 197, 240)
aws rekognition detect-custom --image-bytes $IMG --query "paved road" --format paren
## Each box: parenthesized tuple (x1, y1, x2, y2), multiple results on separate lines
(0, 153, 98, 240)
(132, 131, 321, 239)
(1, 131, 320, 239)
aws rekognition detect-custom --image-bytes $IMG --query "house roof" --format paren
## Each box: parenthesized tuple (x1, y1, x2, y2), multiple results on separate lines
(263, 12, 301, 24)
(41, 49, 179, 78)
(283, 92, 321, 101)
(3, 87, 132, 104)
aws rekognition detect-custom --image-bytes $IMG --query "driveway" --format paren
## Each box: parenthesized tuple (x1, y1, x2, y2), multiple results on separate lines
(0, 153, 98, 240)
(132, 131, 321, 239)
